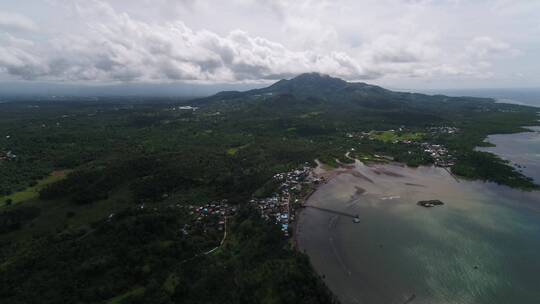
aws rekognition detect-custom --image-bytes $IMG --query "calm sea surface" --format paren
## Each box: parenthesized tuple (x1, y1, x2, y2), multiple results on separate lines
(477, 126, 540, 184)
(452, 88, 540, 183)
(297, 163, 540, 304)
(298, 89, 540, 304)
(426, 88, 540, 107)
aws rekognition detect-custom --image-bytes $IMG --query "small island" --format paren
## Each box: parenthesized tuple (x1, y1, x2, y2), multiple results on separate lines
(417, 200, 444, 208)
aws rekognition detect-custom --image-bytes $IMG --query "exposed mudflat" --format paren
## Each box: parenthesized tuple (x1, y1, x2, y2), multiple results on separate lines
(297, 161, 540, 304)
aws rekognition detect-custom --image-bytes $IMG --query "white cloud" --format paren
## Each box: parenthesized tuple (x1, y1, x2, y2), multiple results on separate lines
(466, 36, 515, 58)
(0, 1, 379, 82)
(0, 11, 37, 32)
(0, 0, 535, 88)
(0, 34, 48, 79)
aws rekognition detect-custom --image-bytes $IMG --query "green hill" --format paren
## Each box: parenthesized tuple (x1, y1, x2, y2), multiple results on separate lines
(1, 74, 539, 303)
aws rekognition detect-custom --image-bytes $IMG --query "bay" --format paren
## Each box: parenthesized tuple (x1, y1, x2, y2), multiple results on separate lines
(297, 162, 540, 304)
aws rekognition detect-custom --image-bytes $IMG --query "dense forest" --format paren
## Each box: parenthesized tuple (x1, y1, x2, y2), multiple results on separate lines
(1, 74, 539, 303)
(1, 205, 336, 304)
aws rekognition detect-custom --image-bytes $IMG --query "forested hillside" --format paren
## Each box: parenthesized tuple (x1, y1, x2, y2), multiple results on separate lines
(1, 74, 539, 303)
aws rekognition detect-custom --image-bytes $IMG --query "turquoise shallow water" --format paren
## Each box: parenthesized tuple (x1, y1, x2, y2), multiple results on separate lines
(297, 163, 540, 304)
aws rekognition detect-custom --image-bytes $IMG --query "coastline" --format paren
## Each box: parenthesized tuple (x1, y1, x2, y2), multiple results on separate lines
(292, 109, 540, 303)
(449, 110, 540, 190)
(476, 125, 540, 184)
(295, 157, 540, 304)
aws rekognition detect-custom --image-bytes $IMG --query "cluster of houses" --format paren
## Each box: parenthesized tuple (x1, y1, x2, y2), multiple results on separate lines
(421, 143, 456, 167)
(180, 200, 235, 233)
(0, 150, 16, 161)
(250, 166, 315, 237)
(427, 126, 460, 135)
(346, 127, 460, 168)
(346, 131, 367, 139)
(251, 196, 291, 236)
(170, 105, 199, 111)
(128, 200, 234, 236)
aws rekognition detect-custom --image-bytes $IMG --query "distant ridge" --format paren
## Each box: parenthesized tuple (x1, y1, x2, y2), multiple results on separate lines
(197, 73, 387, 101)
(195, 72, 496, 109)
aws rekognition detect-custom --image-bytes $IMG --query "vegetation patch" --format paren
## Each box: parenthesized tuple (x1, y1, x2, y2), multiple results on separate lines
(1, 74, 539, 303)
(369, 130, 425, 143)
(106, 287, 145, 304)
(226, 143, 250, 156)
(0, 170, 71, 207)
(299, 111, 323, 118)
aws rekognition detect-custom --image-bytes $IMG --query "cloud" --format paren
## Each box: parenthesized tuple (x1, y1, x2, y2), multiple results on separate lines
(466, 36, 515, 58)
(0, 34, 48, 79)
(362, 34, 440, 64)
(0, 0, 529, 86)
(0, 1, 378, 82)
(0, 11, 37, 32)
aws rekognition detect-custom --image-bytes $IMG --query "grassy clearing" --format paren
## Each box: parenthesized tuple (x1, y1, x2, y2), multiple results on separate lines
(299, 111, 323, 118)
(369, 130, 424, 143)
(226, 147, 239, 155)
(107, 287, 145, 304)
(1, 185, 134, 242)
(226, 143, 250, 156)
(0, 170, 71, 207)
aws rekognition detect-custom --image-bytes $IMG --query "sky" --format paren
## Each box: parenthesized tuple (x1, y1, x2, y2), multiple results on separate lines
(1, 0, 540, 95)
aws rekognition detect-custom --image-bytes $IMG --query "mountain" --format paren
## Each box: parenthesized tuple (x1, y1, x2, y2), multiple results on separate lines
(2, 73, 539, 304)
(195, 73, 494, 109)
(198, 72, 386, 100)
(257, 73, 350, 97)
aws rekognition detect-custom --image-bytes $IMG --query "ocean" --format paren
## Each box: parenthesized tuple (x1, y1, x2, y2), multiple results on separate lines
(297, 88, 540, 304)
(430, 88, 540, 107)
(478, 126, 540, 184)
(298, 163, 540, 304)
(448, 89, 540, 184)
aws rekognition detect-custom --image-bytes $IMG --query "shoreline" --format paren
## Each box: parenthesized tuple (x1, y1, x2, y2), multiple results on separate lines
(294, 157, 540, 304)
(294, 125, 540, 294)
(475, 122, 540, 185)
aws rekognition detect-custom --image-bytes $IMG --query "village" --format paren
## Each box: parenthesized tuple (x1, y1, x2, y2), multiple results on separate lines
(127, 165, 326, 240)
(426, 126, 460, 135)
(122, 200, 236, 237)
(420, 142, 456, 167)
(114, 167, 320, 240)
(347, 126, 458, 168)
(174, 200, 235, 235)
(250, 165, 320, 237)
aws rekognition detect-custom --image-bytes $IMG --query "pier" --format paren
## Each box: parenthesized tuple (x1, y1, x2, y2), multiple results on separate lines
(303, 205, 359, 219)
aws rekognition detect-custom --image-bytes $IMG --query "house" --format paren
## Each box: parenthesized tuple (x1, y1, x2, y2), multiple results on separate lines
(178, 106, 198, 111)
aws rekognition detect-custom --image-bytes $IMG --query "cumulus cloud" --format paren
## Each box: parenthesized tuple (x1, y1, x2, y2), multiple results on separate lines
(0, 1, 379, 82)
(0, 0, 530, 85)
(0, 34, 48, 79)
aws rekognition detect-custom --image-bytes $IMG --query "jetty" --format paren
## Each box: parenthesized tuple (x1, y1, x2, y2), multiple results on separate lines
(303, 205, 359, 219)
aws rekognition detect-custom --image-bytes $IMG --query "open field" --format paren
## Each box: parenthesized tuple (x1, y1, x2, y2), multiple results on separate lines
(0, 170, 71, 207)
(369, 130, 425, 143)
